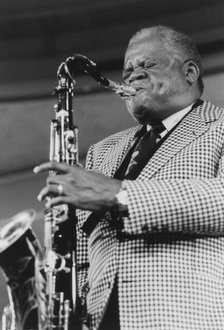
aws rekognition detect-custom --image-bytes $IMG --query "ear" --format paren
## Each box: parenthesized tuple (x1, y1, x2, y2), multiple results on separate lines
(183, 60, 200, 85)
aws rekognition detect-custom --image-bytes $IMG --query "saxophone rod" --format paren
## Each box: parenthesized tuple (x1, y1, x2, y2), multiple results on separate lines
(63, 54, 136, 98)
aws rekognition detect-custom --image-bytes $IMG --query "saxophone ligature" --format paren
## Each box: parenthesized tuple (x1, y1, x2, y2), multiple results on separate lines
(0, 54, 136, 330)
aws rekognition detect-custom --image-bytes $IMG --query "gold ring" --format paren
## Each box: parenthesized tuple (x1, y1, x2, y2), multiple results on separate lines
(57, 184, 64, 195)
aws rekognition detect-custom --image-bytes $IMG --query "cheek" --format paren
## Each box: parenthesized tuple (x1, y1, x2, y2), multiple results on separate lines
(147, 77, 169, 96)
(156, 73, 184, 96)
(157, 81, 168, 94)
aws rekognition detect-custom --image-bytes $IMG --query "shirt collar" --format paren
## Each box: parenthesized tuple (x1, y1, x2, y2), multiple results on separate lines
(147, 103, 194, 135)
(162, 103, 194, 132)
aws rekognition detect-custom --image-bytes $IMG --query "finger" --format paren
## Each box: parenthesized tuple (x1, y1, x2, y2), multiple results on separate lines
(47, 175, 69, 186)
(34, 162, 72, 174)
(37, 184, 65, 202)
(45, 196, 71, 208)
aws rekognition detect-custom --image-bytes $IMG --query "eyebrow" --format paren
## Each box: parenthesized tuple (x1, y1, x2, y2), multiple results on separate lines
(122, 57, 157, 73)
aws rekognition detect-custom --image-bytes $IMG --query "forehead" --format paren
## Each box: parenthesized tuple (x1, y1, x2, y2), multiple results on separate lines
(124, 37, 170, 66)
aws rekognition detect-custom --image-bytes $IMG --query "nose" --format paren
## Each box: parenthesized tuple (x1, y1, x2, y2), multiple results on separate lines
(128, 70, 147, 83)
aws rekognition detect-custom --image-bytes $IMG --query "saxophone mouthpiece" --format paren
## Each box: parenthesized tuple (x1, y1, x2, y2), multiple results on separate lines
(107, 80, 136, 98)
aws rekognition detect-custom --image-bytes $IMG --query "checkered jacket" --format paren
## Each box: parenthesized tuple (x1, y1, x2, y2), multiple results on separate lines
(76, 100, 224, 330)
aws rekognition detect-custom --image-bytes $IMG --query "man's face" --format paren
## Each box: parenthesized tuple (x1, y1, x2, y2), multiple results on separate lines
(123, 36, 189, 125)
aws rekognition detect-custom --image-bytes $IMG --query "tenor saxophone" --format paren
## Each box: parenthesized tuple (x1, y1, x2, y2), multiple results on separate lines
(42, 54, 136, 329)
(0, 54, 136, 330)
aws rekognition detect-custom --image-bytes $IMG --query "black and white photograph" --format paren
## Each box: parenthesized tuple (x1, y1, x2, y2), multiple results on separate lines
(0, 1, 224, 329)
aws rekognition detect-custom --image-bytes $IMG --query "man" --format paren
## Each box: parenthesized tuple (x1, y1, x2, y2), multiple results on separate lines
(35, 26, 224, 329)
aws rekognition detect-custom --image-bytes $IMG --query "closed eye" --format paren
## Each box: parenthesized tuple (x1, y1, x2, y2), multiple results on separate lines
(122, 69, 133, 81)
(122, 59, 157, 81)
(144, 61, 157, 69)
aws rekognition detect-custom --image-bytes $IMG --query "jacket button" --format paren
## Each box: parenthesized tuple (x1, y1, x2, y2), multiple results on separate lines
(142, 224, 149, 232)
(80, 297, 86, 306)
(151, 225, 159, 232)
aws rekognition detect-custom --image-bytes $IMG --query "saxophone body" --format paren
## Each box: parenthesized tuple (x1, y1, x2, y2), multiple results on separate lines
(43, 61, 79, 329)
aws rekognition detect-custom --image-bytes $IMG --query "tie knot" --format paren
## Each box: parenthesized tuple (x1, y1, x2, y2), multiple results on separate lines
(151, 123, 165, 135)
(142, 123, 165, 140)
(136, 123, 165, 140)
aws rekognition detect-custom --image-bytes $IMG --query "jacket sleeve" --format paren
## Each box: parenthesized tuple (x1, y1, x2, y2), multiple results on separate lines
(121, 147, 224, 236)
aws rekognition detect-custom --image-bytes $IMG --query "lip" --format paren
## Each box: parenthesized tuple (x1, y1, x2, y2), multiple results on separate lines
(131, 85, 145, 92)
(134, 87, 146, 95)
(124, 86, 145, 99)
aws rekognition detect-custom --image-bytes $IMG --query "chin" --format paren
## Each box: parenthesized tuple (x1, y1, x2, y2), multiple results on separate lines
(131, 111, 149, 125)
(127, 96, 159, 122)
(134, 117, 147, 125)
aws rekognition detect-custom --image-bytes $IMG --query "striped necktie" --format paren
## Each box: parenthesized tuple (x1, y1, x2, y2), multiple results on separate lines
(125, 123, 165, 179)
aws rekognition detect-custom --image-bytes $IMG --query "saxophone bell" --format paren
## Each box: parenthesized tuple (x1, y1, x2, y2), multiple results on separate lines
(65, 54, 136, 98)
(0, 210, 44, 330)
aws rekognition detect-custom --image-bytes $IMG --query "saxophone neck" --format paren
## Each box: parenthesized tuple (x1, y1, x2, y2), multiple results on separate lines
(64, 53, 136, 98)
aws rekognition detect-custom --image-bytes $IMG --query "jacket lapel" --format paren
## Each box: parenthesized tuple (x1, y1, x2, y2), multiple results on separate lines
(100, 126, 142, 177)
(138, 100, 217, 179)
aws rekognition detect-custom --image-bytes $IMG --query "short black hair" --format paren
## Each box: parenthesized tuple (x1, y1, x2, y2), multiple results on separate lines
(129, 25, 204, 94)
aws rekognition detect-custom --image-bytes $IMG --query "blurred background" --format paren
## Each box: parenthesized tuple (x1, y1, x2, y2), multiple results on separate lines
(0, 0, 223, 320)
